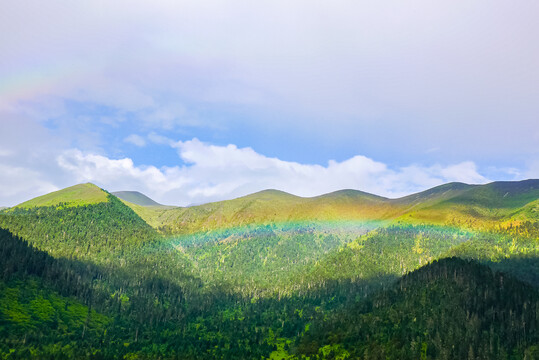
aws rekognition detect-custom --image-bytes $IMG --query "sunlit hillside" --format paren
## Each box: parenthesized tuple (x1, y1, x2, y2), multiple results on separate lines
(118, 179, 539, 234)
(15, 183, 109, 209)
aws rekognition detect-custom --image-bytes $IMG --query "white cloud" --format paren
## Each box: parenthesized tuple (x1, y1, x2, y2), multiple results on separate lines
(53, 139, 490, 206)
(0, 116, 68, 206)
(439, 162, 488, 184)
(0, 163, 59, 205)
(124, 134, 146, 147)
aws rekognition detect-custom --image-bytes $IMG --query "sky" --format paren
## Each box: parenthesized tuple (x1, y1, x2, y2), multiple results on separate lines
(1, 0, 538, 206)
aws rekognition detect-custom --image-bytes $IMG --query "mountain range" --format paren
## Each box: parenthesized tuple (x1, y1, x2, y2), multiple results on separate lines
(0, 180, 538, 359)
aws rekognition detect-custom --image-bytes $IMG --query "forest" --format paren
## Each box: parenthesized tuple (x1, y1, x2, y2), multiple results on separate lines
(0, 181, 538, 359)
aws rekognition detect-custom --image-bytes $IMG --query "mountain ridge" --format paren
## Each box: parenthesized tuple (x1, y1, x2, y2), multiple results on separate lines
(112, 190, 171, 207)
(12, 179, 539, 209)
(7, 179, 538, 234)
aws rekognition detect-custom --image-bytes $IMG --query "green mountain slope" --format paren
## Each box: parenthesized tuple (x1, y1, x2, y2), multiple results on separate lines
(401, 179, 539, 226)
(0, 228, 110, 359)
(7, 181, 536, 296)
(304, 225, 472, 286)
(448, 179, 539, 206)
(1, 192, 159, 264)
(15, 183, 108, 208)
(116, 180, 539, 235)
(130, 188, 397, 235)
(297, 257, 539, 359)
(173, 221, 380, 295)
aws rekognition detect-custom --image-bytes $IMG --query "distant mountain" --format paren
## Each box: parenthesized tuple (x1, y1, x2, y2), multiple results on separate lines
(313, 188, 388, 202)
(118, 180, 539, 234)
(397, 179, 539, 224)
(130, 186, 397, 234)
(112, 190, 165, 207)
(391, 181, 473, 206)
(442, 179, 539, 208)
(7, 180, 539, 234)
(15, 183, 108, 208)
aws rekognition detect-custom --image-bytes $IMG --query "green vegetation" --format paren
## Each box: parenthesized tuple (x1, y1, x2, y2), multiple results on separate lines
(297, 258, 539, 359)
(0, 180, 538, 359)
(305, 225, 473, 285)
(119, 179, 539, 235)
(174, 221, 381, 296)
(0, 280, 109, 359)
(123, 188, 398, 235)
(15, 183, 109, 209)
(0, 194, 159, 264)
(398, 180, 539, 226)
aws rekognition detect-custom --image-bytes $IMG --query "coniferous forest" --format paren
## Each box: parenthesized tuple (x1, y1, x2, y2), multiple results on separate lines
(1, 181, 539, 359)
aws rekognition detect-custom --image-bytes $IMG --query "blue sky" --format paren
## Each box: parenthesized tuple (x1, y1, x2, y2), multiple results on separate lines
(0, 1, 538, 206)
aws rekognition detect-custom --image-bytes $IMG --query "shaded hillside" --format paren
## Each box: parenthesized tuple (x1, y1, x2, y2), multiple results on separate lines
(297, 257, 539, 359)
(0, 228, 110, 358)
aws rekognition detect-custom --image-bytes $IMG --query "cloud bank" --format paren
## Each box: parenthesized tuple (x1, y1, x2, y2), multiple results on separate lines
(48, 138, 487, 206)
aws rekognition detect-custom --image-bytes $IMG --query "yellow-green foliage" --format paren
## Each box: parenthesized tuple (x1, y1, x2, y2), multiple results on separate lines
(15, 183, 108, 209)
(124, 189, 397, 235)
(119, 181, 539, 235)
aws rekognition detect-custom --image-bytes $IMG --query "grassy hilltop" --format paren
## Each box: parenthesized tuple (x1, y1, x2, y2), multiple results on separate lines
(15, 183, 109, 209)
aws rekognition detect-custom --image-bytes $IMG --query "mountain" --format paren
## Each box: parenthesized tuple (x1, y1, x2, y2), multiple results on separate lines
(112, 190, 168, 207)
(15, 183, 108, 208)
(0, 180, 538, 359)
(297, 257, 539, 359)
(125, 187, 396, 235)
(1, 189, 159, 264)
(117, 180, 539, 235)
(391, 182, 473, 206)
(398, 179, 539, 225)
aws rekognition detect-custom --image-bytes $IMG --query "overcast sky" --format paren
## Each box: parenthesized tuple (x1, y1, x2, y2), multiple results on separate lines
(1, 1, 538, 206)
